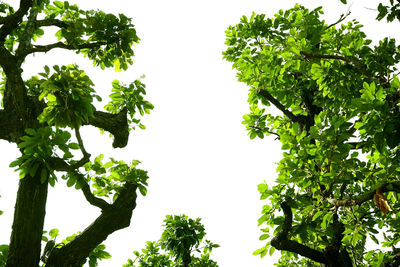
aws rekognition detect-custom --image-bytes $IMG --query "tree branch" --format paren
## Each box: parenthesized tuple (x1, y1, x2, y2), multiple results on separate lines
(24, 40, 108, 55)
(46, 182, 138, 267)
(257, 89, 304, 123)
(15, 5, 38, 63)
(80, 178, 111, 210)
(35, 18, 68, 28)
(87, 108, 129, 148)
(271, 201, 327, 264)
(327, 181, 400, 207)
(47, 158, 111, 210)
(0, 0, 33, 43)
(0, 105, 129, 148)
(327, 11, 351, 29)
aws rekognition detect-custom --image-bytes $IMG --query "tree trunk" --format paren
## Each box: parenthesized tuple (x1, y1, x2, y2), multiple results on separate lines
(6, 170, 48, 267)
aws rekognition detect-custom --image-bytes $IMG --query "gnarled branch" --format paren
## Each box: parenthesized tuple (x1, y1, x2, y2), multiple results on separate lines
(87, 108, 129, 148)
(0, 0, 33, 42)
(46, 182, 138, 267)
(271, 201, 327, 264)
(24, 40, 109, 56)
(35, 18, 68, 28)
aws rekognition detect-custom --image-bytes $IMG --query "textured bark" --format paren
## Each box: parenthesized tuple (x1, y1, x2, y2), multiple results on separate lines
(46, 183, 138, 267)
(6, 170, 49, 267)
(88, 108, 129, 148)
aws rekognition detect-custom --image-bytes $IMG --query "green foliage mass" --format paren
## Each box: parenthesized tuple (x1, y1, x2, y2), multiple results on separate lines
(224, 4, 400, 266)
(125, 215, 219, 267)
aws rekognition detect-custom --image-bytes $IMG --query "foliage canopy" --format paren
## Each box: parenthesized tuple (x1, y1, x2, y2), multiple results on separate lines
(224, 3, 400, 267)
(124, 215, 219, 267)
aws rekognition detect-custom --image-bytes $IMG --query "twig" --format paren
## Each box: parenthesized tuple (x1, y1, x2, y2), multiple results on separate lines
(327, 10, 352, 29)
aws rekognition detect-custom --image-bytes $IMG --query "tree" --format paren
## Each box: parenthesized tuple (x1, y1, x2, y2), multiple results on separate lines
(124, 215, 219, 267)
(224, 4, 400, 267)
(0, 1, 153, 266)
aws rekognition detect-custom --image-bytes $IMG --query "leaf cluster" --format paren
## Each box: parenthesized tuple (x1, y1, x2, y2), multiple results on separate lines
(66, 154, 150, 199)
(104, 79, 154, 131)
(31, 64, 97, 128)
(10, 127, 78, 186)
(42, 1, 139, 70)
(126, 215, 219, 267)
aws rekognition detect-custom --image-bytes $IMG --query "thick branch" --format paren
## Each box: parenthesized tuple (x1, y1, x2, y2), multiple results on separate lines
(327, 181, 400, 207)
(87, 108, 129, 148)
(0, 0, 33, 43)
(24, 40, 108, 55)
(15, 5, 38, 63)
(35, 18, 68, 28)
(80, 179, 111, 210)
(271, 201, 327, 264)
(46, 182, 138, 267)
(0, 104, 129, 148)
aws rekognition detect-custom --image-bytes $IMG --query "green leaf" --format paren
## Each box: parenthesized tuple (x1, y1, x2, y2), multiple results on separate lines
(49, 228, 59, 238)
(9, 159, 22, 168)
(67, 176, 76, 187)
(53, 1, 63, 8)
(44, 65, 50, 74)
(25, 128, 36, 135)
(68, 143, 80, 150)
(138, 185, 147, 196)
(312, 211, 324, 221)
(269, 246, 275, 256)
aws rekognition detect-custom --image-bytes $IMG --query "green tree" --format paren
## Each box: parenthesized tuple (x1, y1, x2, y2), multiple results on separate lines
(0, 1, 153, 266)
(224, 4, 400, 267)
(125, 215, 219, 267)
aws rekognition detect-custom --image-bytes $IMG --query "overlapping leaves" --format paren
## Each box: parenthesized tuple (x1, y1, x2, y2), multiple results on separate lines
(224, 4, 400, 266)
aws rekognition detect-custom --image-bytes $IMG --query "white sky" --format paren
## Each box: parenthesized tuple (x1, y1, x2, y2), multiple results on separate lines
(0, 0, 398, 266)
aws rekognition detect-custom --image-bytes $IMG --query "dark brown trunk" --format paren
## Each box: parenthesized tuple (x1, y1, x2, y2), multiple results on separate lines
(6, 170, 48, 267)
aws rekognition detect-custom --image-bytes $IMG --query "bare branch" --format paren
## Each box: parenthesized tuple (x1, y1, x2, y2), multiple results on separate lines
(327, 11, 351, 29)
(80, 179, 111, 210)
(35, 18, 68, 28)
(87, 108, 129, 148)
(24, 41, 108, 55)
